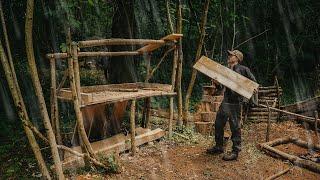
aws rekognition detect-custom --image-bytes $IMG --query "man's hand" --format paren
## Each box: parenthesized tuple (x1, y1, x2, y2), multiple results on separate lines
(212, 79, 220, 85)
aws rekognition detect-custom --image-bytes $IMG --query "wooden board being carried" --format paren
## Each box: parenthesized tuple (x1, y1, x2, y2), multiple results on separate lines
(193, 56, 259, 99)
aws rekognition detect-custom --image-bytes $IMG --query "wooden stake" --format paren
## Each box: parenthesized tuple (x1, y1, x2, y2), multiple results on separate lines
(314, 111, 319, 141)
(68, 42, 95, 157)
(274, 76, 281, 122)
(266, 102, 271, 142)
(130, 100, 136, 155)
(25, 1, 65, 178)
(169, 47, 178, 138)
(145, 98, 151, 129)
(50, 58, 63, 158)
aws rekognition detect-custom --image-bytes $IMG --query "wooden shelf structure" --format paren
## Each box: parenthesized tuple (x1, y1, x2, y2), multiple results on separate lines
(47, 34, 183, 165)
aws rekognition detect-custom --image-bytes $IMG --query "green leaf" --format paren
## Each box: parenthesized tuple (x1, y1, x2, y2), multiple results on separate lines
(60, 43, 67, 53)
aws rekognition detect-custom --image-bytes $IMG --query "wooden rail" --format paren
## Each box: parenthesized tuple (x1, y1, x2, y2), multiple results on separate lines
(258, 104, 319, 123)
(78, 38, 165, 48)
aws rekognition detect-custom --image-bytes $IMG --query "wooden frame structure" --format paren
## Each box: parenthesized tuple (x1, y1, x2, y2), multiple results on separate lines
(259, 137, 320, 173)
(47, 34, 183, 166)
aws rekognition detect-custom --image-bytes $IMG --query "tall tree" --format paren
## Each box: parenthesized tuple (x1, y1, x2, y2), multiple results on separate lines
(25, 0, 65, 179)
(184, 0, 210, 121)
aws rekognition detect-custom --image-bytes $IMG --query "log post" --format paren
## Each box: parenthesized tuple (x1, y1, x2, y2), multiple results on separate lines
(68, 42, 95, 156)
(50, 57, 63, 158)
(315, 111, 319, 141)
(274, 76, 281, 122)
(130, 99, 136, 155)
(144, 53, 152, 128)
(145, 98, 151, 129)
(266, 102, 271, 142)
(169, 46, 178, 138)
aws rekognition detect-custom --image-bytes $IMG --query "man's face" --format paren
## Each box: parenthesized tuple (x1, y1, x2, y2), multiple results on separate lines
(227, 54, 239, 65)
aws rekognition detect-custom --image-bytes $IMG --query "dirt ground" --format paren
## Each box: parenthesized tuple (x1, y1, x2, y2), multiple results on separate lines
(76, 120, 320, 180)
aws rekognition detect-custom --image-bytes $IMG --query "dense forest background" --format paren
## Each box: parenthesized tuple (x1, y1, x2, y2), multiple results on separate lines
(0, 0, 319, 177)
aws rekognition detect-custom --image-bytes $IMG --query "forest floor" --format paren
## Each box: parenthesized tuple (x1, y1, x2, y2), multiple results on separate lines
(73, 119, 320, 180)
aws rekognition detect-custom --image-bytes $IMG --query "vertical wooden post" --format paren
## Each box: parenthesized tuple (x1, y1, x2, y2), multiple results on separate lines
(144, 53, 152, 129)
(72, 43, 81, 103)
(315, 111, 319, 141)
(275, 76, 281, 122)
(266, 102, 271, 142)
(50, 57, 63, 157)
(145, 98, 151, 129)
(130, 99, 136, 155)
(169, 46, 178, 138)
(68, 42, 95, 156)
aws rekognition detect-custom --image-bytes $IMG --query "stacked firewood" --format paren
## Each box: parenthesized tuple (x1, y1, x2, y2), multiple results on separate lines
(195, 85, 223, 135)
(247, 85, 283, 122)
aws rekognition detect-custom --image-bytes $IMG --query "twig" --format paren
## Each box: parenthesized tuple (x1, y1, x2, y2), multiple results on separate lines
(147, 47, 175, 81)
(265, 167, 292, 180)
(173, 132, 189, 140)
(234, 29, 270, 49)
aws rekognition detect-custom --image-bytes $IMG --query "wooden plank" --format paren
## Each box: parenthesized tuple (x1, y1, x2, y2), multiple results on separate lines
(193, 56, 259, 99)
(62, 128, 165, 169)
(137, 34, 183, 52)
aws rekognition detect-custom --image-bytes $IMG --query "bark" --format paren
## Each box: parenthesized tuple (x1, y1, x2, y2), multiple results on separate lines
(176, 0, 183, 125)
(184, 0, 210, 122)
(68, 44, 95, 157)
(130, 100, 136, 155)
(0, 41, 51, 179)
(25, 0, 65, 179)
(166, 0, 174, 33)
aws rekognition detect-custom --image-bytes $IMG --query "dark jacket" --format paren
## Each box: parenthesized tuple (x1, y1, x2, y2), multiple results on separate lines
(220, 64, 257, 104)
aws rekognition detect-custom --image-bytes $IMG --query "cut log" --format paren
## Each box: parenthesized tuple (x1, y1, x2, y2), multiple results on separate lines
(202, 95, 223, 103)
(210, 102, 221, 112)
(200, 112, 216, 122)
(62, 128, 165, 169)
(194, 122, 213, 136)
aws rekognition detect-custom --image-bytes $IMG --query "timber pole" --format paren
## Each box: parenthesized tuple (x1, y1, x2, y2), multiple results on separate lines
(25, 0, 65, 178)
(130, 100, 136, 155)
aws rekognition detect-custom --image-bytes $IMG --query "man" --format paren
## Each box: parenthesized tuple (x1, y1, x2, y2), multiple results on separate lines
(206, 50, 257, 161)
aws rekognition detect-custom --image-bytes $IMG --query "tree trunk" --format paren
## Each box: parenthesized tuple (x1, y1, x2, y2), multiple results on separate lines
(106, 0, 137, 134)
(184, 0, 210, 123)
(25, 0, 65, 179)
(0, 41, 51, 179)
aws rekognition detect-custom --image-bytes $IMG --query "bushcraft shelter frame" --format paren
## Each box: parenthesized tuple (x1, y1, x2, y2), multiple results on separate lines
(46, 34, 183, 167)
